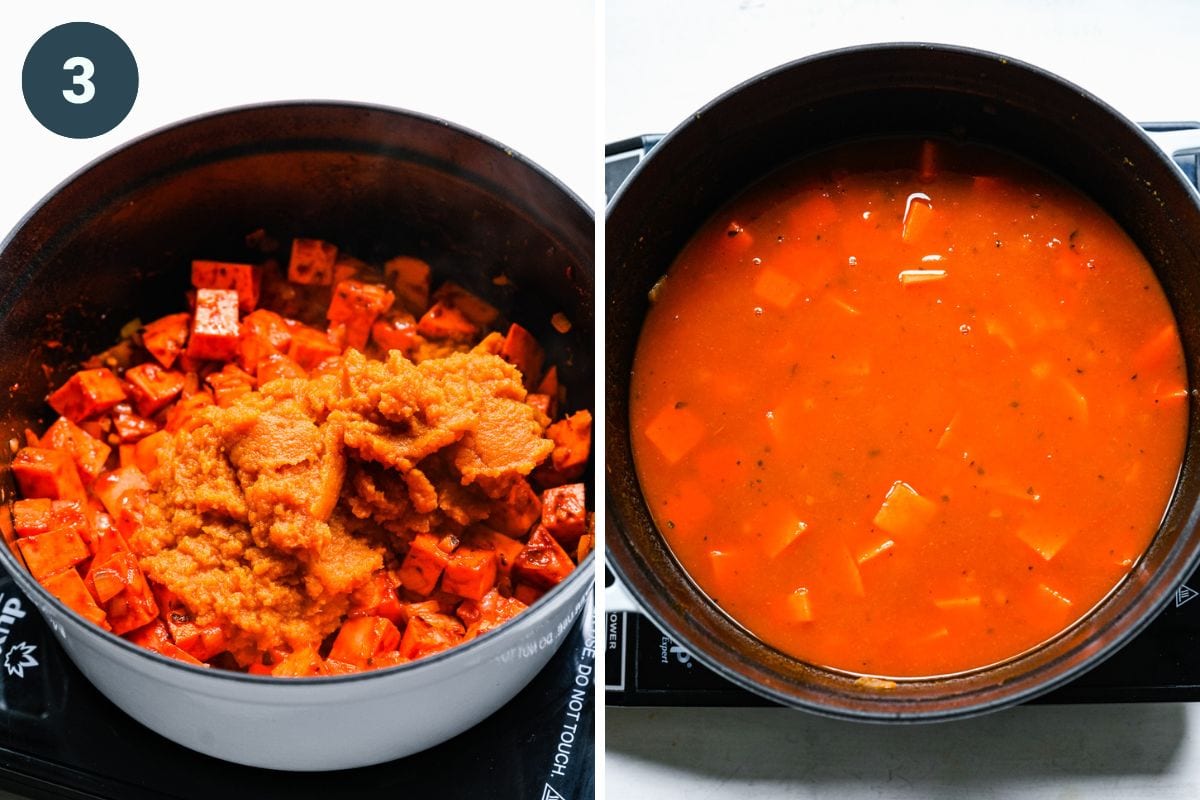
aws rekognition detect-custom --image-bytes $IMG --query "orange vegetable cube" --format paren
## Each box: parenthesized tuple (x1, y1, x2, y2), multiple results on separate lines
(512, 582, 545, 606)
(576, 532, 594, 563)
(48, 368, 127, 423)
(465, 528, 526, 581)
(17, 527, 89, 580)
(753, 268, 802, 309)
(164, 391, 213, 432)
(327, 280, 396, 351)
(872, 480, 937, 536)
(11, 498, 55, 537)
(12, 448, 86, 501)
(255, 352, 307, 384)
(384, 255, 432, 314)
(288, 238, 338, 285)
(500, 323, 545, 390)
(417, 300, 479, 341)
(398, 612, 464, 661)
(541, 483, 587, 548)
(534, 409, 592, 487)
(398, 532, 450, 596)
(488, 479, 542, 537)
(349, 571, 404, 624)
(132, 430, 170, 474)
(288, 325, 342, 370)
(371, 313, 421, 355)
(125, 620, 204, 665)
(41, 568, 109, 630)
(110, 403, 158, 444)
(329, 616, 401, 668)
(456, 588, 527, 638)
(186, 288, 241, 361)
(1017, 524, 1072, 561)
(205, 363, 255, 407)
(95, 550, 158, 635)
(237, 308, 293, 372)
(441, 546, 499, 601)
(512, 526, 575, 589)
(91, 466, 150, 536)
(645, 403, 704, 466)
(271, 647, 324, 677)
(191, 260, 261, 313)
(124, 363, 186, 417)
(141, 313, 190, 369)
(432, 282, 500, 328)
(40, 416, 111, 482)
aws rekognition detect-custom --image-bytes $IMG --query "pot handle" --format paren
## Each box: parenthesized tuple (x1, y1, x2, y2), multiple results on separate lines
(604, 560, 645, 614)
(1145, 126, 1200, 164)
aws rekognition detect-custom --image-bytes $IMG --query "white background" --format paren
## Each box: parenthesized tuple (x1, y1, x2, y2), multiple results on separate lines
(607, 1, 1200, 798)
(0, 0, 596, 239)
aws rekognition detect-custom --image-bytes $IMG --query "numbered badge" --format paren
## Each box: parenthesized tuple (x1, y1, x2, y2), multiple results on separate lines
(22, 22, 138, 139)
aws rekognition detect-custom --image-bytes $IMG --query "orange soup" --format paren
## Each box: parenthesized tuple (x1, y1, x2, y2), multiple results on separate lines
(629, 138, 1188, 678)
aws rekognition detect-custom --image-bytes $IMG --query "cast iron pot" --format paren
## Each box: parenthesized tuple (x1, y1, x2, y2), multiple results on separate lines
(607, 43, 1200, 720)
(0, 102, 594, 769)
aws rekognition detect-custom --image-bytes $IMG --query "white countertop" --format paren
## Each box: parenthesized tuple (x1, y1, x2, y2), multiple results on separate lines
(605, 1, 1200, 798)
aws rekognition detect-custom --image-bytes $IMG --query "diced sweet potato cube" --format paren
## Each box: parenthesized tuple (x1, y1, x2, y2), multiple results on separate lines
(500, 323, 545, 390)
(398, 612, 464, 660)
(17, 527, 89, 580)
(872, 480, 937, 536)
(125, 620, 204, 665)
(288, 238, 338, 285)
(487, 479, 542, 537)
(237, 308, 293, 372)
(432, 282, 500, 327)
(40, 416, 111, 482)
(205, 363, 255, 407)
(536, 365, 560, 398)
(329, 616, 401, 668)
(787, 588, 814, 622)
(327, 280, 396, 351)
(465, 528, 526, 580)
(855, 536, 896, 565)
(91, 466, 149, 536)
(349, 571, 404, 624)
(512, 582, 545, 606)
(288, 325, 342, 370)
(441, 547, 498, 601)
(541, 483, 587, 548)
(456, 588, 527, 639)
(41, 568, 109, 630)
(48, 368, 127, 423)
(576, 532, 594, 563)
(417, 300, 479, 341)
(933, 595, 982, 611)
(535, 409, 593, 487)
(97, 550, 158, 635)
(124, 363, 186, 417)
(371, 313, 421, 355)
(12, 448, 86, 501)
(89, 550, 132, 603)
(164, 391, 213, 432)
(132, 430, 170, 474)
(272, 647, 324, 677)
(512, 526, 575, 589)
(11, 498, 55, 537)
(118, 444, 136, 468)
(110, 403, 158, 444)
(141, 313, 190, 369)
(191, 260, 261, 313)
(255, 352, 307, 384)
(644, 404, 702, 466)
(186, 289, 241, 361)
(398, 532, 450, 596)
(753, 269, 802, 309)
(385, 256, 432, 314)
(1017, 524, 1072, 561)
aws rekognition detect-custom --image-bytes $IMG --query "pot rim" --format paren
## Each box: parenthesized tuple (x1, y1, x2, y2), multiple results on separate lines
(0, 99, 596, 687)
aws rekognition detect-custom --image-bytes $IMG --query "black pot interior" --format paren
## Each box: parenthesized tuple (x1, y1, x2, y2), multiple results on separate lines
(606, 44, 1200, 719)
(0, 104, 594, 574)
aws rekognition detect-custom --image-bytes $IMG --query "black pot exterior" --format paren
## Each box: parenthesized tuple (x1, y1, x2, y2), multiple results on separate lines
(606, 43, 1200, 720)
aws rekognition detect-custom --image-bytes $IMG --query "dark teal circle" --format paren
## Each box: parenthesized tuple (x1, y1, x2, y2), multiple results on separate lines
(22, 22, 138, 139)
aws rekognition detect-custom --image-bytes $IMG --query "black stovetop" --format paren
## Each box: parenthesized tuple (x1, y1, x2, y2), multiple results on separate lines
(604, 124, 1200, 708)
(0, 569, 593, 800)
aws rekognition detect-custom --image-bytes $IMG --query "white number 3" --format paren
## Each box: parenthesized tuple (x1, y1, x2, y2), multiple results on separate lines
(62, 56, 96, 104)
